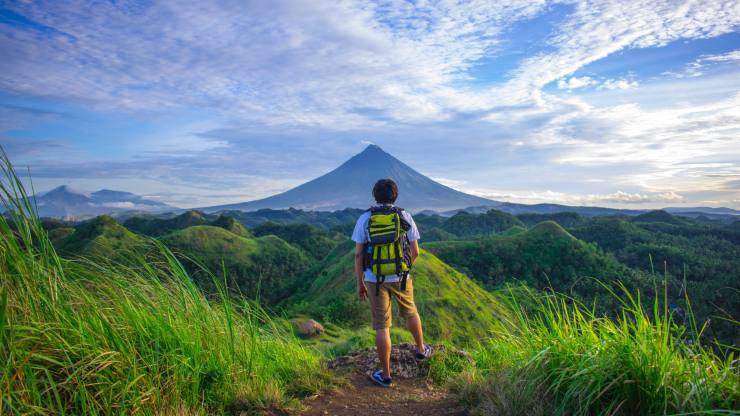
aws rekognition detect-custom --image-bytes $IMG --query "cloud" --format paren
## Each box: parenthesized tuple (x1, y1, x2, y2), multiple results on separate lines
(557, 76, 639, 91)
(94, 201, 135, 209)
(496, 1, 740, 103)
(467, 188, 684, 206)
(700, 49, 740, 63)
(430, 177, 468, 188)
(665, 49, 740, 78)
(4, 1, 737, 127)
(0, 136, 69, 157)
(557, 76, 597, 90)
(599, 78, 639, 90)
(0, 0, 548, 128)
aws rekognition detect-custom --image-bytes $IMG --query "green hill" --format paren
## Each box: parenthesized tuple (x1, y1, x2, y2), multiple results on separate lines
(210, 214, 251, 238)
(424, 221, 640, 300)
(124, 211, 253, 238)
(631, 209, 685, 225)
(123, 210, 212, 236)
(421, 227, 457, 242)
(252, 222, 343, 260)
(440, 209, 524, 238)
(287, 242, 510, 345)
(226, 207, 365, 229)
(55, 215, 147, 259)
(516, 212, 585, 228)
(160, 225, 311, 304)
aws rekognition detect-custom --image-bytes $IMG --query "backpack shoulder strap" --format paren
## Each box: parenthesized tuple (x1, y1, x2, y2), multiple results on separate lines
(393, 207, 411, 231)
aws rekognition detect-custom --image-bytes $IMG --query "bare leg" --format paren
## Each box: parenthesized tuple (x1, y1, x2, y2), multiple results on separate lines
(406, 314, 425, 352)
(376, 328, 392, 378)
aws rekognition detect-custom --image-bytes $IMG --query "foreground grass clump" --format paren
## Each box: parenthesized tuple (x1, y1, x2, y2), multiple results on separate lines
(0, 154, 328, 414)
(449, 285, 739, 416)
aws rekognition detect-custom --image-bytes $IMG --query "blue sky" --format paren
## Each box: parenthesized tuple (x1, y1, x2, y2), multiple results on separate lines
(1, 0, 739, 209)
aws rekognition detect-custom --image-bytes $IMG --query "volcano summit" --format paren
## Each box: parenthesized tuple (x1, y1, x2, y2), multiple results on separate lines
(203, 145, 496, 212)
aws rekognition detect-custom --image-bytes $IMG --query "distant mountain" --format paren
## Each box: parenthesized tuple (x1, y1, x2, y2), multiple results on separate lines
(202, 144, 497, 212)
(445, 202, 739, 222)
(28, 185, 174, 219)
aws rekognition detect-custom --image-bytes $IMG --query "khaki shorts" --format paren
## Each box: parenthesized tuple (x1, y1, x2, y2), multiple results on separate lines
(366, 278, 418, 330)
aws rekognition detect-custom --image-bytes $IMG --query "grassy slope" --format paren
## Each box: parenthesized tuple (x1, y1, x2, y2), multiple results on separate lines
(448, 286, 739, 415)
(288, 241, 511, 345)
(0, 157, 329, 414)
(160, 225, 312, 305)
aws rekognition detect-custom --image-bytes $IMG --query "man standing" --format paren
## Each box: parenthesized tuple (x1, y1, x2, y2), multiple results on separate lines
(351, 178, 432, 388)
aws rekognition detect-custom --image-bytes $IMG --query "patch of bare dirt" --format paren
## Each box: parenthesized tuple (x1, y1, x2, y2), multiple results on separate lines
(301, 343, 468, 416)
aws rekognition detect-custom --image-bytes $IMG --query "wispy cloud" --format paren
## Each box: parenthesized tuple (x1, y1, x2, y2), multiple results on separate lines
(468, 188, 685, 206)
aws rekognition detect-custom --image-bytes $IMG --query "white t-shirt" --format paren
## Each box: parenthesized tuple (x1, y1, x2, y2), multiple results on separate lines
(351, 205, 420, 283)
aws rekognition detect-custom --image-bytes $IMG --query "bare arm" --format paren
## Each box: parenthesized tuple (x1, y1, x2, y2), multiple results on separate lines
(410, 240, 419, 265)
(355, 243, 368, 300)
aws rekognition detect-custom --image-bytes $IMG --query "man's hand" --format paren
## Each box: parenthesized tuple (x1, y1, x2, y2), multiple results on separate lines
(358, 282, 368, 301)
(355, 243, 368, 300)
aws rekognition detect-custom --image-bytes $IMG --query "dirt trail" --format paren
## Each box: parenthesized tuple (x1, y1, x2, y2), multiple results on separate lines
(300, 343, 468, 416)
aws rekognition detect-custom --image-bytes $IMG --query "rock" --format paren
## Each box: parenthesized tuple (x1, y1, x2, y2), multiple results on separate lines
(327, 343, 471, 379)
(291, 318, 325, 337)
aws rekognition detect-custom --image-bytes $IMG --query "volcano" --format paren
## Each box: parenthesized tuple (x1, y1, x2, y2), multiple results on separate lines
(203, 144, 497, 212)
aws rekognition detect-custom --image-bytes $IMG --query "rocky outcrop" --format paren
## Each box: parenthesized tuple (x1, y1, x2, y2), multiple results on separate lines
(328, 343, 472, 379)
(291, 318, 325, 337)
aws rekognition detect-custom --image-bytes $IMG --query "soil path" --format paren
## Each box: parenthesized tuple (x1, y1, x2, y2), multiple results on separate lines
(300, 343, 468, 416)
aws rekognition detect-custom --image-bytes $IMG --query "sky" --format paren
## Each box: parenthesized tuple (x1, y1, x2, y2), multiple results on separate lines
(1, 0, 739, 209)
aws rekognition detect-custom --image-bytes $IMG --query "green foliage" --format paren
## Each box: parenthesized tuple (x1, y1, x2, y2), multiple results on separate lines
(123, 210, 252, 237)
(516, 212, 586, 228)
(425, 221, 630, 289)
(252, 221, 344, 260)
(299, 323, 413, 358)
(420, 226, 457, 242)
(124, 210, 211, 236)
(160, 225, 312, 305)
(449, 285, 739, 415)
(47, 226, 74, 241)
(0, 151, 330, 414)
(571, 216, 740, 343)
(440, 209, 524, 238)
(631, 209, 688, 225)
(211, 214, 252, 238)
(227, 207, 365, 229)
(55, 215, 148, 260)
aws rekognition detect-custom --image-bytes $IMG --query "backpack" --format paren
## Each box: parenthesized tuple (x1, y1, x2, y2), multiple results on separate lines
(363, 205, 412, 295)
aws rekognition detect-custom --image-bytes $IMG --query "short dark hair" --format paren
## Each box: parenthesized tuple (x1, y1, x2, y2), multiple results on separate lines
(373, 179, 398, 204)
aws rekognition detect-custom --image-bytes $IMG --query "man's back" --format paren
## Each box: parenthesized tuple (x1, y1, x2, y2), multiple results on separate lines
(352, 179, 430, 388)
(351, 204, 420, 283)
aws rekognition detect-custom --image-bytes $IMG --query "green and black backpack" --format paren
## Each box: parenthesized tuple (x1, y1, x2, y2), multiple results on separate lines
(363, 205, 413, 295)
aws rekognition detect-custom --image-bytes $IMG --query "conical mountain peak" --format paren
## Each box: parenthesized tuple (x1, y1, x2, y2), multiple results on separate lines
(360, 143, 385, 154)
(203, 146, 498, 212)
(46, 185, 87, 196)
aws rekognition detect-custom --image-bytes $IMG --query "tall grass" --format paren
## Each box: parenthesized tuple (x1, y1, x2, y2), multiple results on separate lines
(0, 149, 328, 414)
(449, 284, 739, 415)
